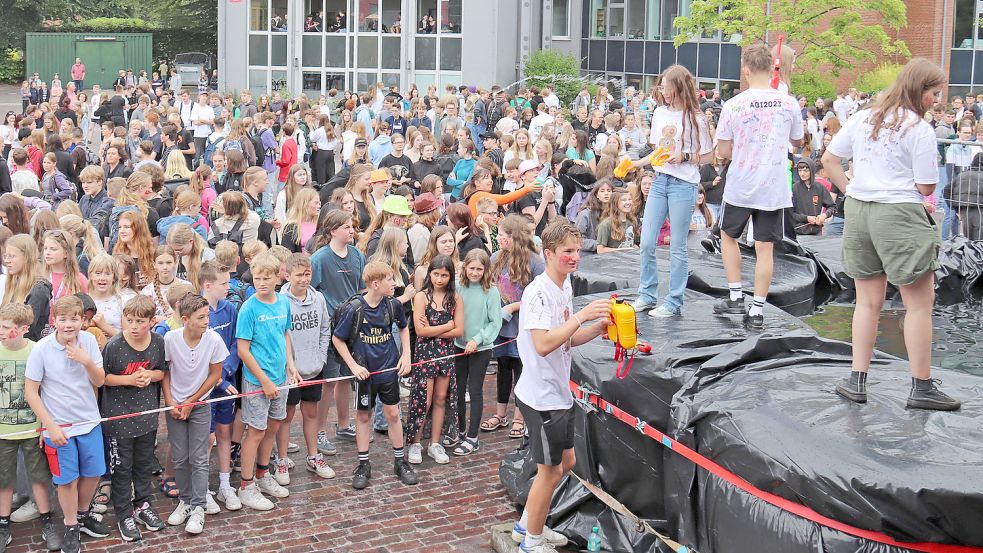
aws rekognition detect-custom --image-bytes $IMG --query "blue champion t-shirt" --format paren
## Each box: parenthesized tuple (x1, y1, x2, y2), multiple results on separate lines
(333, 296, 407, 383)
(236, 293, 291, 386)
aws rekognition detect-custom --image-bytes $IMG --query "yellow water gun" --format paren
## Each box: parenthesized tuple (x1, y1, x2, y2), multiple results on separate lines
(614, 146, 673, 179)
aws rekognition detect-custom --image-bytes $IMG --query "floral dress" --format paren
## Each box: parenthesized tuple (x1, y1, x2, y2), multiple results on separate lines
(403, 292, 459, 443)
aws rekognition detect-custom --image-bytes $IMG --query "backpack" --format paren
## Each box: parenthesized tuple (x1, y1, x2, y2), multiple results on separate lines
(202, 135, 225, 169)
(330, 293, 399, 366)
(249, 132, 266, 167)
(225, 278, 251, 310)
(157, 215, 206, 244)
(224, 138, 243, 154)
(208, 216, 245, 250)
(487, 101, 505, 131)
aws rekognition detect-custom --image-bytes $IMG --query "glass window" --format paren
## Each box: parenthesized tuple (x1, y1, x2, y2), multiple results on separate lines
(661, 0, 677, 39)
(358, 35, 379, 67)
(251, 0, 269, 31)
(272, 35, 288, 66)
(249, 35, 269, 66)
(719, 80, 740, 101)
(953, 0, 975, 48)
(382, 36, 401, 69)
(358, 0, 381, 32)
(303, 35, 322, 66)
(303, 72, 323, 93)
(325, 0, 350, 32)
(382, 73, 400, 88)
(249, 70, 268, 95)
(325, 72, 346, 91)
(591, 0, 606, 38)
(271, 0, 288, 32)
(440, 38, 462, 71)
(271, 70, 288, 93)
(304, 0, 325, 32)
(381, 0, 402, 33)
(626, 0, 645, 39)
(416, 37, 437, 70)
(325, 35, 346, 66)
(416, 0, 437, 34)
(608, 3, 625, 38)
(357, 72, 378, 91)
(441, 0, 462, 33)
(414, 73, 436, 94)
(552, 0, 570, 38)
(646, 0, 661, 39)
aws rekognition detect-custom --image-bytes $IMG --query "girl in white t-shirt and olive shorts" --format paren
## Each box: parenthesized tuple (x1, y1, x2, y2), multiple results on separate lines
(822, 58, 959, 411)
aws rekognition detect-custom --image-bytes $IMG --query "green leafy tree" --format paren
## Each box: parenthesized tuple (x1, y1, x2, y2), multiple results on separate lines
(523, 50, 585, 109)
(791, 70, 836, 102)
(852, 62, 904, 94)
(674, 0, 909, 75)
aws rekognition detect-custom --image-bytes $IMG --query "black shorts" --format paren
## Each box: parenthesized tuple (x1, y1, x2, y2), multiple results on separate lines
(720, 202, 785, 243)
(287, 373, 324, 406)
(517, 399, 575, 467)
(355, 378, 400, 411)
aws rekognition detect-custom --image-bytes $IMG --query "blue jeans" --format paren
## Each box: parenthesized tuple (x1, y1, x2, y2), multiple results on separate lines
(936, 166, 959, 239)
(826, 216, 845, 236)
(638, 173, 698, 311)
(468, 123, 486, 155)
(264, 169, 278, 215)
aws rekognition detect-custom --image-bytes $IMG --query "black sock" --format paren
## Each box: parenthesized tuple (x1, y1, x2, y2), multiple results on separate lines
(393, 446, 404, 461)
(39, 512, 51, 523)
(358, 450, 369, 465)
(230, 442, 241, 456)
(76, 510, 88, 522)
(0, 516, 9, 525)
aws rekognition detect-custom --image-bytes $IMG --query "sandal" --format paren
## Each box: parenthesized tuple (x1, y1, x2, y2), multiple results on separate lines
(480, 414, 509, 432)
(93, 480, 111, 505)
(441, 434, 460, 448)
(509, 419, 525, 439)
(453, 438, 480, 456)
(160, 476, 180, 499)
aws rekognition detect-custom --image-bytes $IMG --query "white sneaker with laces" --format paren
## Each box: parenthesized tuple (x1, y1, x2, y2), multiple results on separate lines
(306, 455, 336, 479)
(258, 473, 289, 498)
(427, 443, 450, 464)
(286, 442, 300, 453)
(184, 506, 205, 535)
(166, 501, 191, 526)
(519, 542, 559, 553)
(10, 499, 39, 523)
(204, 491, 221, 515)
(215, 486, 242, 511)
(512, 524, 570, 546)
(273, 459, 291, 486)
(238, 484, 274, 511)
(407, 442, 423, 464)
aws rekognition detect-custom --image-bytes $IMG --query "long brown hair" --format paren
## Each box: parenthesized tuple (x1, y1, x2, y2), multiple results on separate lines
(461, 248, 494, 291)
(1, 234, 45, 306)
(114, 210, 157, 280)
(491, 214, 539, 287)
(43, 229, 84, 295)
(658, 65, 708, 155)
(601, 189, 638, 242)
(867, 57, 946, 140)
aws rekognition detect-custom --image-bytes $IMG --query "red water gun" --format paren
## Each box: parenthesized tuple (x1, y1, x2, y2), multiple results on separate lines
(770, 34, 785, 90)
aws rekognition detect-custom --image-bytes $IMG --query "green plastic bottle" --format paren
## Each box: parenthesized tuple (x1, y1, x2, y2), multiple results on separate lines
(587, 525, 602, 552)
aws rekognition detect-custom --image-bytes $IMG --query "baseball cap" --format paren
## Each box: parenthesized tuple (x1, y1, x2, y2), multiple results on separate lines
(381, 195, 413, 216)
(518, 160, 541, 176)
(368, 168, 390, 183)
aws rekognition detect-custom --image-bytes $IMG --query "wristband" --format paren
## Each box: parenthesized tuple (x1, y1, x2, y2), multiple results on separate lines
(573, 313, 584, 326)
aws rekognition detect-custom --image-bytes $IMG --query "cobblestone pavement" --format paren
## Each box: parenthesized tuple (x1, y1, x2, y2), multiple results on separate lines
(5, 374, 524, 553)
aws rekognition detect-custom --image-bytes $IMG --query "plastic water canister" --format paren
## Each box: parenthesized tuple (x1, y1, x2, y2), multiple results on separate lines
(610, 298, 638, 349)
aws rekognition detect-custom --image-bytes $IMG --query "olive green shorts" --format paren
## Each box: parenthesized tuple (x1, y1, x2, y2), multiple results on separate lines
(841, 197, 941, 286)
(0, 437, 51, 489)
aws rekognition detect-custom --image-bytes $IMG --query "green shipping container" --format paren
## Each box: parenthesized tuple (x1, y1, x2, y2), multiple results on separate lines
(26, 33, 153, 90)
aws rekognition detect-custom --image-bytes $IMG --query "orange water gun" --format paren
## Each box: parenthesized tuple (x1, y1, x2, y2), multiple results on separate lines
(605, 295, 639, 379)
(613, 146, 673, 179)
(770, 35, 784, 90)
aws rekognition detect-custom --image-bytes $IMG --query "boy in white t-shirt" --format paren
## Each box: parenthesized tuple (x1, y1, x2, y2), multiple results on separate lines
(713, 43, 804, 329)
(510, 219, 611, 553)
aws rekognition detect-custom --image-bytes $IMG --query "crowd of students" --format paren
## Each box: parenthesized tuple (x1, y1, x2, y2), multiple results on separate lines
(0, 41, 966, 553)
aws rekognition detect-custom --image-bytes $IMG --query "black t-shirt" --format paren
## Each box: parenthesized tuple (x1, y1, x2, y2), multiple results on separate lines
(109, 95, 127, 118)
(379, 154, 413, 184)
(100, 333, 167, 438)
(511, 190, 549, 236)
(179, 129, 195, 169)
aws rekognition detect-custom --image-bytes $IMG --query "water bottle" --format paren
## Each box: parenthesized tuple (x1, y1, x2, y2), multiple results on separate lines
(587, 525, 602, 552)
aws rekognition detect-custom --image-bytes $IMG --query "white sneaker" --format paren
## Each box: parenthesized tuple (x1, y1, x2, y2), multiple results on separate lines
(407, 442, 423, 464)
(10, 499, 39, 522)
(204, 491, 221, 515)
(215, 486, 242, 511)
(427, 443, 450, 464)
(166, 500, 191, 526)
(286, 442, 300, 453)
(238, 483, 274, 511)
(184, 506, 205, 535)
(512, 523, 569, 547)
(273, 459, 291, 486)
(258, 473, 289, 498)
(305, 454, 336, 479)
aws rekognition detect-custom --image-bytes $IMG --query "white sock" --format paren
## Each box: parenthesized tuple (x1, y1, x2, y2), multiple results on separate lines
(518, 509, 529, 528)
(728, 282, 742, 301)
(219, 472, 231, 490)
(749, 295, 766, 316)
(523, 532, 543, 548)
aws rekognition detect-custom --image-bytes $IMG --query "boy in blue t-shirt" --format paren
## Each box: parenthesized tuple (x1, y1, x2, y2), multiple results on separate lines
(333, 261, 416, 490)
(234, 253, 299, 511)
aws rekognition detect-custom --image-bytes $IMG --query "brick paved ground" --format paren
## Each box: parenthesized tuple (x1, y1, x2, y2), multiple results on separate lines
(5, 374, 526, 553)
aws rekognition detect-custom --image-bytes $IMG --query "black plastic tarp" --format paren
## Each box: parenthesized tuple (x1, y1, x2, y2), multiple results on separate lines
(936, 236, 983, 289)
(500, 289, 983, 553)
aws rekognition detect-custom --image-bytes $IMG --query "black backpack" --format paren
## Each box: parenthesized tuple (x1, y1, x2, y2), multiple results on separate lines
(208, 216, 245, 250)
(249, 131, 266, 167)
(331, 293, 399, 367)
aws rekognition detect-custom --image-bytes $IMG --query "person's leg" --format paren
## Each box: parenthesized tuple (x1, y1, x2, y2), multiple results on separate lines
(56, 481, 80, 527)
(467, 350, 491, 439)
(721, 231, 743, 285)
(108, 436, 135, 520)
(239, 426, 265, 484)
(257, 419, 281, 475)
(188, 406, 212, 509)
(455, 354, 469, 435)
(752, 240, 774, 299)
(663, 177, 698, 311)
(851, 275, 889, 374)
(131, 431, 156, 510)
(636, 174, 671, 307)
(276, 404, 296, 463)
(264, 170, 277, 214)
(510, 359, 524, 424)
(428, 375, 450, 445)
(214, 422, 232, 483)
(494, 356, 513, 419)
(412, 377, 435, 444)
(372, 399, 388, 431)
(193, 137, 206, 166)
(384, 404, 404, 449)
(335, 381, 352, 429)
(898, 271, 935, 380)
(325, 152, 335, 181)
(299, 401, 321, 457)
(166, 416, 192, 504)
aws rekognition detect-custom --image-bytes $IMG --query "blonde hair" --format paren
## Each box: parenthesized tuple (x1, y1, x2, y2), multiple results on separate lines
(242, 240, 268, 261)
(55, 200, 82, 218)
(164, 149, 192, 179)
(362, 260, 394, 285)
(249, 252, 281, 277)
(174, 189, 201, 215)
(117, 172, 151, 216)
(367, 227, 408, 287)
(213, 240, 240, 269)
(43, 230, 84, 295)
(165, 223, 207, 289)
(491, 215, 539, 287)
(86, 253, 120, 296)
(286, 187, 320, 228)
(1, 234, 45, 306)
(59, 214, 103, 262)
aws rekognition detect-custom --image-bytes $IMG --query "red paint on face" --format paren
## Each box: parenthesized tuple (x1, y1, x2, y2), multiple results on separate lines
(560, 254, 576, 265)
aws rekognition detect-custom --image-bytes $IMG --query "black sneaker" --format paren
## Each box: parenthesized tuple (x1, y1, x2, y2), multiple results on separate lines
(352, 462, 371, 490)
(835, 371, 868, 403)
(373, 426, 389, 435)
(60, 525, 81, 553)
(907, 378, 961, 411)
(336, 423, 357, 442)
(743, 311, 764, 330)
(134, 503, 165, 531)
(394, 459, 418, 486)
(713, 296, 744, 315)
(0, 524, 11, 553)
(42, 518, 61, 551)
(117, 517, 142, 542)
(79, 513, 111, 538)
(149, 454, 164, 476)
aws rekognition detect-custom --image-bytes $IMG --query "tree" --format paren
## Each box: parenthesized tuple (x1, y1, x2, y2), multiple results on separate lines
(523, 50, 585, 110)
(852, 62, 904, 94)
(673, 0, 909, 75)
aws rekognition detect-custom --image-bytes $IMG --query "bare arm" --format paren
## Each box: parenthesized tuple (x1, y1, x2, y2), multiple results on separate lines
(528, 299, 610, 357)
(716, 139, 733, 161)
(820, 151, 849, 195)
(437, 294, 465, 339)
